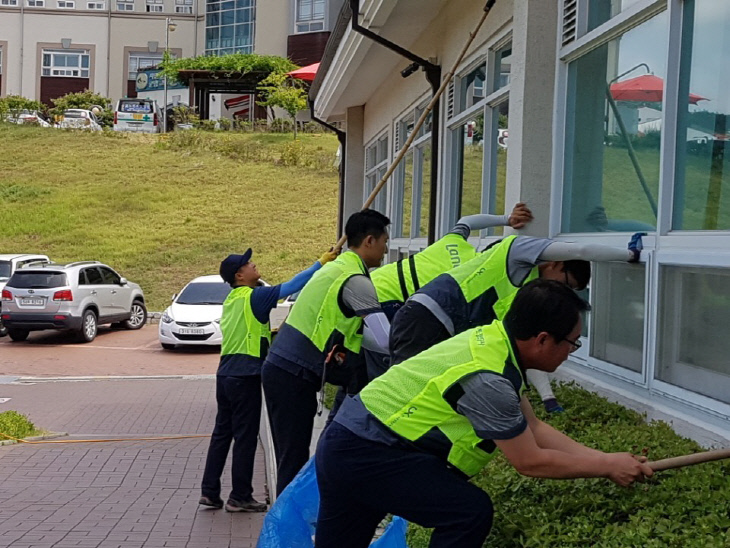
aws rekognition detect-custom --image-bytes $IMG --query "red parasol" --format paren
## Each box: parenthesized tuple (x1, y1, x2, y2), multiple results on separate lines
(610, 74, 706, 105)
(287, 62, 320, 82)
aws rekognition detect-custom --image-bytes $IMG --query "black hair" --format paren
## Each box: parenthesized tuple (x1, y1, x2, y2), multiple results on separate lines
(345, 209, 391, 248)
(504, 279, 590, 341)
(563, 260, 591, 291)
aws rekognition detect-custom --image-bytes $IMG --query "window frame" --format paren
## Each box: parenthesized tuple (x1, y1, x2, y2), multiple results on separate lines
(0, 0, 19, 6)
(86, 1, 104, 8)
(294, 0, 325, 34)
(57, 0, 74, 7)
(41, 49, 90, 78)
(363, 131, 390, 218)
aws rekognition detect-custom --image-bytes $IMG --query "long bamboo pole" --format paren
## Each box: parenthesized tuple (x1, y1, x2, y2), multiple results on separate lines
(334, 0, 497, 251)
(648, 448, 730, 472)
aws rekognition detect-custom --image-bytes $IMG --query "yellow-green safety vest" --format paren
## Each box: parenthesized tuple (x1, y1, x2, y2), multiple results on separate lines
(218, 286, 272, 375)
(372, 233, 476, 303)
(285, 250, 368, 354)
(448, 235, 539, 322)
(360, 321, 526, 477)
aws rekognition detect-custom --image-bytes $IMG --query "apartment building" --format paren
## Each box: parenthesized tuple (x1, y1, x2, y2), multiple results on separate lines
(0, 0, 343, 104)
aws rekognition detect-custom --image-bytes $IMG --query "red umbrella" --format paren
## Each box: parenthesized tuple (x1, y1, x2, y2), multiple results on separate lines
(287, 62, 320, 82)
(610, 74, 706, 105)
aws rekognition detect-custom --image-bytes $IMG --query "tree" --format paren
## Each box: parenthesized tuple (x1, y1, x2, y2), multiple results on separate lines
(0, 95, 44, 120)
(49, 90, 114, 128)
(257, 72, 308, 139)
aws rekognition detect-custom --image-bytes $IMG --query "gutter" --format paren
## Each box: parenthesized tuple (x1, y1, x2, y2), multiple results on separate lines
(348, 0, 441, 245)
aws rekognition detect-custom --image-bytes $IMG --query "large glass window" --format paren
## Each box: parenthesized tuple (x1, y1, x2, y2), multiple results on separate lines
(590, 262, 646, 373)
(296, 0, 324, 33)
(364, 134, 388, 214)
(563, 12, 667, 233)
(657, 265, 730, 404)
(128, 52, 164, 81)
(393, 104, 432, 239)
(42, 49, 90, 78)
(673, 0, 730, 231)
(587, 0, 643, 32)
(456, 113, 485, 220)
(459, 63, 486, 114)
(206, 0, 255, 55)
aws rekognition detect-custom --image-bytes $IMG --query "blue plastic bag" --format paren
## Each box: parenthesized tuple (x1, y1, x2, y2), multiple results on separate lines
(257, 457, 407, 548)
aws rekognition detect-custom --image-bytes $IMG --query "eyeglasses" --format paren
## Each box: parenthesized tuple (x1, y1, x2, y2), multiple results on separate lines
(562, 336, 582, 352)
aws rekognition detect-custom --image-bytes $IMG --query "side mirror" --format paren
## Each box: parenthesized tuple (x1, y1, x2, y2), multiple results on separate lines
(119, 277, 128, 285)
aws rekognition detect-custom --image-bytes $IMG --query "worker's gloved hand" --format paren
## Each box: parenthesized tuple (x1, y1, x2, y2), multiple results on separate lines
(319, 248, 339, 265)
(508, 202, 534, 229)
(627, 232, 646, 263)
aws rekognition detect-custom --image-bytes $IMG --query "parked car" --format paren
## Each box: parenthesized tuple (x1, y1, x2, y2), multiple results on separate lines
(55, 109, 103, 131)
(0, 254, 51, 337)
(1, 261, 146, 343)
(113, 98, 161, 134)
(159, 275, 293, 350)
(3, 110, 52, 127)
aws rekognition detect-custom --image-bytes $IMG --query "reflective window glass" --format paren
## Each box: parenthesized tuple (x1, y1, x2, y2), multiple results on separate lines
(587, 0, 642, 32)
(493, 43, 511, 93)
(459, 64, 486, 113)
(456, 113, 484, 220)
(673, 0, 730, 231)
(590, 262, 645, 373)
(657, 265, 730, 404)
(562, 13, 666, 233)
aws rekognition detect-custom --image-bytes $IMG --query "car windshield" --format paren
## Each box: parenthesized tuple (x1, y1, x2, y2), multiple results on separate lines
(119, 101, 153, 114)
(8, 271, 68, 289)
(176, 282, 231, 305)
(0, 261, 11, 281)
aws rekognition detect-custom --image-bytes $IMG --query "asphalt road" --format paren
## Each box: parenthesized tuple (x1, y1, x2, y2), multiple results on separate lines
(0, 325, 220, 378)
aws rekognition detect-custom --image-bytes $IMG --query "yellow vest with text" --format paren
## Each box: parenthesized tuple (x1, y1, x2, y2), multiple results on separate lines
(285, 250, 367, 354)
(448, 235, 539, 322)
(372, 233, 476, 304)
(360, 321, 526, 477)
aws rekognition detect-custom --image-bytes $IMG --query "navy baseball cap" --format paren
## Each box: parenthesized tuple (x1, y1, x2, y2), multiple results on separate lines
(219, 248, 252, 286)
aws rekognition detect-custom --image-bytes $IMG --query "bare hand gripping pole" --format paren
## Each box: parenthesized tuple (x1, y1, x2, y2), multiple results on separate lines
(648, 448, 730, 472)
(334, 0, 498, 251)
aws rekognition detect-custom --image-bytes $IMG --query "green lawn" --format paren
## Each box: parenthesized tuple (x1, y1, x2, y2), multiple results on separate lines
(0, 125, 340, 311)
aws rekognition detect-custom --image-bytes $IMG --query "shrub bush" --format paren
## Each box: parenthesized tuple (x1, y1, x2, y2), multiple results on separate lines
(0, 410, 39, 440)
(0, 95, 45, 119)
(406, 382, 730, 547)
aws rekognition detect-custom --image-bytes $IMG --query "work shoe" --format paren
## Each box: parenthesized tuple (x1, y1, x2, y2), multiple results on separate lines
(225, 497, 267, 513)
(198, 495, 224, 509)
(543, 398, 564, 414)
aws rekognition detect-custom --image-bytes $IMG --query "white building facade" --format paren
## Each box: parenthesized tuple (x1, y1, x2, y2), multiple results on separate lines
(312, 0, 730, 446)
(0, 0, 343, 104)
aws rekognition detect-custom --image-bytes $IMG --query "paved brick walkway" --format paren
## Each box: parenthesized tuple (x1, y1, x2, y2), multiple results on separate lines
(0, 378, 268, 548)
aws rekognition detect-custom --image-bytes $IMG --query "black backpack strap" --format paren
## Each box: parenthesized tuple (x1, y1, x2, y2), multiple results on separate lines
(408, 254, 420, 291)
(396, 259, 409, 302)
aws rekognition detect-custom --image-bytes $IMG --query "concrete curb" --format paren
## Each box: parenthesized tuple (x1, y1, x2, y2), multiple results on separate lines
(0, 431, 68, 446)
(14, 374, 216, 383)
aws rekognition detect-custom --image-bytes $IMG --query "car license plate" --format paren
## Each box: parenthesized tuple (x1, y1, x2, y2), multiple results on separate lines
(133, 114, 143, 120)
(21, 298, 44, 306)
(178, 328, 205, 335)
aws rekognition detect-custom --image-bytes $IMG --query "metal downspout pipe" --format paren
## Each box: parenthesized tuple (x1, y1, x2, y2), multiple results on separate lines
(349, 0, 441, 244)
(309, 100, 347, 237)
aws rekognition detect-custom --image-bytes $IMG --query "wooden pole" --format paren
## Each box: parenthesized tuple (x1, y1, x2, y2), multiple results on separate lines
(334, 1, 497, 251)
(648, 448, 730, 472)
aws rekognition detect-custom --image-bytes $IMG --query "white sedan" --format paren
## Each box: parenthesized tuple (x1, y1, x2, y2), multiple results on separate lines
(158, 275, 293, 350)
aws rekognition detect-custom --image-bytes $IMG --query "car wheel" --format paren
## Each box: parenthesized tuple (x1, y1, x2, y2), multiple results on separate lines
(7, 328, 29, 342)
(0, 321, 7, 338)
(78, 310, 98, 343)
(124, 300, 147, 330)
(161, 343, 176, 350)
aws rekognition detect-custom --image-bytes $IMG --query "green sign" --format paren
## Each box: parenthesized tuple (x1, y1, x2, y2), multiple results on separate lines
(136, 69, 186, 92)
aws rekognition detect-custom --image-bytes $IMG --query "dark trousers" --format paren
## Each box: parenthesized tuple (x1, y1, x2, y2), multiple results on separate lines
(200, 375, 261, 503)
(389, 300, 451, 365)
(261, 361, 318, 496)
(315, 423, 493, 548)
(364, 348, 390, 381)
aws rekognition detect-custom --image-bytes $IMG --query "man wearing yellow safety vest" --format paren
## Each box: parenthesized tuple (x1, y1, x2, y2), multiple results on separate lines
(388, 232, 644, 412)
(314, 279, 653, 548)
(362, 202, 533, 381)
(199, 247, 336, 513)
(261, 209, 392, 496)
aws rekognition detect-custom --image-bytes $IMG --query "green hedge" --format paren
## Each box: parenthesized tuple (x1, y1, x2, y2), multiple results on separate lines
(407, 383, 730, 547)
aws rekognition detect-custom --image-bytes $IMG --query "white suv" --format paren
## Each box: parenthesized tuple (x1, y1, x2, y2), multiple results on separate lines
(1, 261, 146, 343)
(0, 254, 51, 337)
